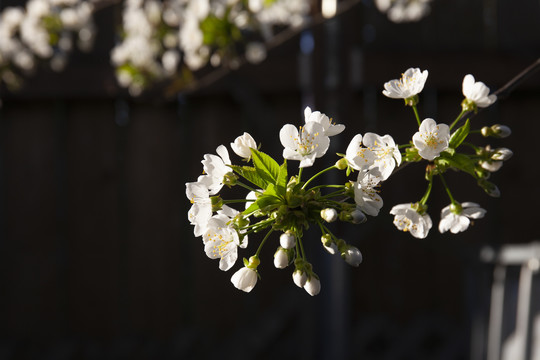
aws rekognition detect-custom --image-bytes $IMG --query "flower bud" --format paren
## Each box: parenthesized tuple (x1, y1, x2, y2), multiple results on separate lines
(350, 209, 367, 224)
(304, 276, 321, 296)
(320, 208, 338, 223)
(292, 269, 307, 288)
(335, 158, 348, 170)
(480, 160, 503, 172)
(274, 247, 289, 269)
(491, 148, 513, 161)
(475, 166, 491, 179)
(480, 126, 492, 137)
(321, 234, 338, 254)
(492, 124, 511, 138)
(231, 266, 258, 293)
(478, 179, 500, 198)
(341, 245, 363, 267)
(280, 231, 296, 249)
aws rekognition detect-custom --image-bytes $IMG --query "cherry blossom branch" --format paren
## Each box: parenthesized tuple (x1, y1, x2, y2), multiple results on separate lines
(168, 0, 363, 96)
(454, 56, 540, 127)
(392, 56, 540, 175)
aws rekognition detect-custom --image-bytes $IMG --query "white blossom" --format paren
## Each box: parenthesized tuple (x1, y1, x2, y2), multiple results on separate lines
(363, 133, 401, 180)
(279, 122, 330, 168)
(186, 180, 212, 236)
(345, 134, 376, 171)
(231, 266, 258, 292)
(390, 203, 433, 239)
(231, 132, 257, 159)
(188, 202, 212, 237)
(439, 202, 486, 234)
(245, 42, 267, 64)
(462, 74, 496, 108)
(388, 0, 431, 23)
(304, 106, 345, 137)
(382, 68, 428, 99)
(201, 145, 232, 195)
(353, 170, 384, 216)
(162, 50, 180, 75)
(412, 118, 450, 161)
(203, 212, 246, 271)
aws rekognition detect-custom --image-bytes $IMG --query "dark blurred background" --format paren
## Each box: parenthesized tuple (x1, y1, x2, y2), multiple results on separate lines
(1, 0, 540, 359)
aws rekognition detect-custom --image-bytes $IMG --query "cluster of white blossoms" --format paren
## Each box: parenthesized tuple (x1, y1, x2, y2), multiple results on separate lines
(374, 0, 432, 23)
(383, 67, 509, 239)
(0, 0, 309, 96)
(186, 67, 511, 294)
(0, 0, 95, 90)
(186, 106, 403, 295)
(111, 0, 310, 95)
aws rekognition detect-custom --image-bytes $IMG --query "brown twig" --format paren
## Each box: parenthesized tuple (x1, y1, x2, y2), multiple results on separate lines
(492, 57, 540, 100)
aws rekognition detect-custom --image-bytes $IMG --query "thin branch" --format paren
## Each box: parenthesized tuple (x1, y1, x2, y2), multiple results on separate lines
(492, 57, 540, 100)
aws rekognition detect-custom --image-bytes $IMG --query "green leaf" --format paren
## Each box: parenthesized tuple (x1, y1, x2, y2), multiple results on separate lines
(449, 119, 470, 149)
(275, 161, 288, 198)
(251, 148, 280, 186)
(243, 201, 260, 215)
(438, 152, 476, 177)
(243, 194, 281, 214)
(230, 165, 269, 189)
(264, 183, 277, 197)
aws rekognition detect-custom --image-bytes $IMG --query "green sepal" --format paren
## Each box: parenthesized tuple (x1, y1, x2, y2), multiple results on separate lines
(403, 146, 422, 162)
(449, 119, 470, 149)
